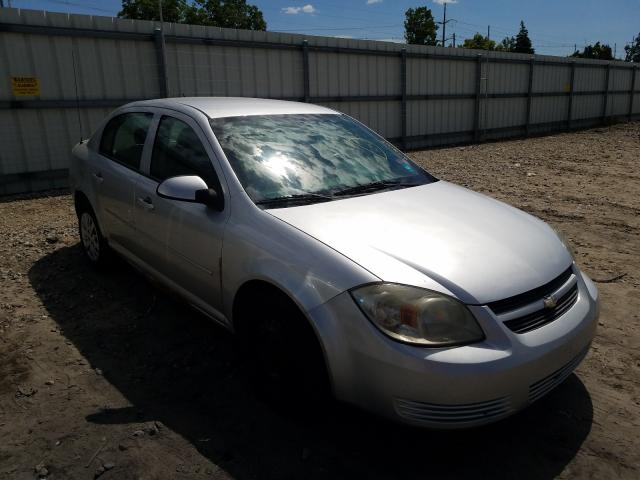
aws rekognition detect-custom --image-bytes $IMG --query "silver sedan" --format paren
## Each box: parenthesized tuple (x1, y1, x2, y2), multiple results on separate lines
(69, 97, 599, 428)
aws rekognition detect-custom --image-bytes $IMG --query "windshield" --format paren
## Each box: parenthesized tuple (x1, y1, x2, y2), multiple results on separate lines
(210, 113, 436, 205)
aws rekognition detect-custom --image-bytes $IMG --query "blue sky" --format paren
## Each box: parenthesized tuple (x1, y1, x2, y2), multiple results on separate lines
(6, 0, 640, 58)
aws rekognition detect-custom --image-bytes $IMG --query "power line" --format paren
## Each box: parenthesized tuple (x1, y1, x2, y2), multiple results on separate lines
(271, 23, 403, 33)
(11, 0, 625, 55)
(452, 18, 608, 48)
(449, 21, 599, 51)
(302, 1, 407, 20)
(13, 0, 115, 14)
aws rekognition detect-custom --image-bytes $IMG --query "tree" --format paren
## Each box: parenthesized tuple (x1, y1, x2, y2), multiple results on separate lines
(496, 36, 516, 52)
(462, 33, 496, 51)
(185, 0, 266, 30)
(404, 7, 438, 46)
(514, 20, 534, 54)
(625, 32, 640, 63)
(119, 0, 189, 23)
(118, 0, 267, 30)
(571, 42, 613, 60)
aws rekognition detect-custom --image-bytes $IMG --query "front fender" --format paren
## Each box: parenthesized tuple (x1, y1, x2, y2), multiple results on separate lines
(221, 206, 378, 322)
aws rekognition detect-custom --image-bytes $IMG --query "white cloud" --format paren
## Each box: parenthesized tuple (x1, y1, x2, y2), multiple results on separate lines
(282, 6, 301, 14)
(366, 0, 383, 4)
(282, 4, 316, 14)
(433, 0, 457, 4)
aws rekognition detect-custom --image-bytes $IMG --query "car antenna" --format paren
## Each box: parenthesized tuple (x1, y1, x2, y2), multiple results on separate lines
(71, 42, 83, 143)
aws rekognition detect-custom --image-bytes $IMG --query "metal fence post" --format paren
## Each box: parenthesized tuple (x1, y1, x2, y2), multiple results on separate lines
(629, 66, 637, 121)
(602, 63, 610, 123)
(302, 40, 310, 103)
(473, 54, 482, 142)
(400, 48, 407, 150)
(567, 61, 575, 130)
(153, 27, 169, 98)
(525, 57, 534, 136)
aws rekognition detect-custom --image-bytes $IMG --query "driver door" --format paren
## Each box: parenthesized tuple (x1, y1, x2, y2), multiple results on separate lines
(133, 111, 229, 318)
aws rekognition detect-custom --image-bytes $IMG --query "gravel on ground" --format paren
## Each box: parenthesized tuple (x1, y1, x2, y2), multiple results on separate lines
(1, 122, 638, 479)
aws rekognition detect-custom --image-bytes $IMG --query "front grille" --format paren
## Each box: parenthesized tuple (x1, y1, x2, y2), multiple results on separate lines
(394, 396, 512, 425)
(528, 345, 590, 403)
(488, 266, 574, 315)
(503, 284, 579, 334)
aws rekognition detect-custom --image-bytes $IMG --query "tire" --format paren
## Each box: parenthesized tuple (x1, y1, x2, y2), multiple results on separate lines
(237, 288, 331, 408)
(77, 205, 110, 268)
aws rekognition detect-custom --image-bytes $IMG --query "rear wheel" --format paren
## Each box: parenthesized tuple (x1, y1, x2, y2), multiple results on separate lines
(77, 205, 110, 268)
(236, 287, 331, 408)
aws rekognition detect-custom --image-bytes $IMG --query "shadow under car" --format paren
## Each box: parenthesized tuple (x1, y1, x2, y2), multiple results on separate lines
(28, 244, 594, 480)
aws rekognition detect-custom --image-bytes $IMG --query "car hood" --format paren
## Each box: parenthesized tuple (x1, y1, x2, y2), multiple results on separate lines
(267, 181, 573, 305)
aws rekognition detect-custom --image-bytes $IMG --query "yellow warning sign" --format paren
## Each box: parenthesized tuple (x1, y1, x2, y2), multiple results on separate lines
(11, 76, 40, 97)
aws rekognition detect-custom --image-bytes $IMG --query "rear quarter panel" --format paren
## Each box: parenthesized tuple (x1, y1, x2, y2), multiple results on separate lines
(69, 141, 98, 213)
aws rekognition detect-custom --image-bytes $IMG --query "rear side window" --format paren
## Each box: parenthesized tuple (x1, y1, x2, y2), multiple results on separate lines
(150, 116, 219, 188)
(99, 113, 153, 170)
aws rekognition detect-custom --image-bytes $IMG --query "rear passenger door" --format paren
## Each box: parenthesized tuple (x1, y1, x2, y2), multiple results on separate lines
(93, 111, 153, 252)
(134, 111, 229, 317)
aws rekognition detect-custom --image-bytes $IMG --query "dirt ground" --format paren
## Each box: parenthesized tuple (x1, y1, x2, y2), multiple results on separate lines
(1, 122, 639, 480)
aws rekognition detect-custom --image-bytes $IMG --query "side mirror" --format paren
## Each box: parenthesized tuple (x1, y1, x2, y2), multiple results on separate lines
(195, 187, 224, 211)
(156, 175, 224, 211)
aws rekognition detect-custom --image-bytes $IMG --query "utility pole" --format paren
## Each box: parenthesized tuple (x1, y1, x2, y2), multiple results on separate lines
(614, 43, 616, 59)
(438, 2, 454, 47)
(441, 2, 447, 47)
(452, 32, 456, 48)
(487, 25, 490, 40)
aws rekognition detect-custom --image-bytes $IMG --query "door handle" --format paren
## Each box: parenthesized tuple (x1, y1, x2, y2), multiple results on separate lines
(92, 172, 104, 184)
(137, 196, 155, 211)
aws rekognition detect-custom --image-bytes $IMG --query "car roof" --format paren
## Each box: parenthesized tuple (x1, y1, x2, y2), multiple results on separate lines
(126, 97, 337, 119)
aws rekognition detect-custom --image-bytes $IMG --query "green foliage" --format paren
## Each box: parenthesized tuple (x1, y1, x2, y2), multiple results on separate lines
(625, 32, 640, 62)
(514, 20, 534, 54)
(496, 36, 516, 52)
(404, 6, 438, 46)
(462, 33, 496, 51)
(185, 0, 266, 30)
(494, 22, 532, 54)
(119, 0, 189, 23)
(118, 0, 266, 30)
(571, 42, 613, 60)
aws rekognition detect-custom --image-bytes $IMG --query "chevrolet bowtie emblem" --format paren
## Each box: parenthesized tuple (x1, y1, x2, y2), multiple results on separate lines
(543, 295, 558, 309)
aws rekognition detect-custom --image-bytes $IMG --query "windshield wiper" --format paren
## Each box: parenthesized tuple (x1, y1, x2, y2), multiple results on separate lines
(255, 192, 334, 208)
(332, 179, 419, 197)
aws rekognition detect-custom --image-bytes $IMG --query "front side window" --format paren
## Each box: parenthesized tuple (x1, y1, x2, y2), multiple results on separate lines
(99, 112, 152, 170)
(210, 113, 436, 205)
(150, 116, 219, 188)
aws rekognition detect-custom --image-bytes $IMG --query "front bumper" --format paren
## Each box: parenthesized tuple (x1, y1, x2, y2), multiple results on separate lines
(307, 267, 599, 428)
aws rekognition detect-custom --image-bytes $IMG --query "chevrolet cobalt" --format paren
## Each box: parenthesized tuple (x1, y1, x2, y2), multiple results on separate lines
(69, 97, 599, 428)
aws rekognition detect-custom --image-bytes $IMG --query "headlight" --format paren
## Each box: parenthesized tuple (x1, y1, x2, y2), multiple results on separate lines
(350, 284, 485, 347)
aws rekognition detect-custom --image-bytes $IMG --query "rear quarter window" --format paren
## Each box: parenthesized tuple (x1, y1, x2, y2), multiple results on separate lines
(99, 112, 153, 170)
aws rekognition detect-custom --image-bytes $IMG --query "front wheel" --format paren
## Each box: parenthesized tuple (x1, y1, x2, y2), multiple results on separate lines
(77, 207, 109, 268)
(237, 289, 332, 409)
